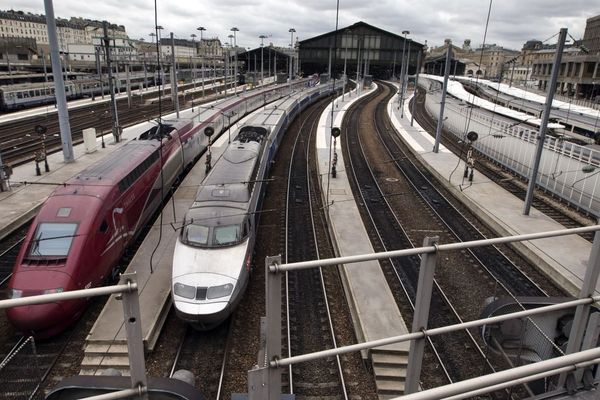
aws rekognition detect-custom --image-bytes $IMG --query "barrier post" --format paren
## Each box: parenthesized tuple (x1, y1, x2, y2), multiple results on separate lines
(118, 272, 148, 398)
(559, 224, 600, 389)
(265, 255, 282, 399)
(406, 236, 439, 394)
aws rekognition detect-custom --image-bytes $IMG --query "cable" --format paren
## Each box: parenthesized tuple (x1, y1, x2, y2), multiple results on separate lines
(149, 0, 164, 274)
(448, 0, 492, 184)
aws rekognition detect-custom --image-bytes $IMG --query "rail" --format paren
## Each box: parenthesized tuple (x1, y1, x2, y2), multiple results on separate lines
(250, 225, 600, 399)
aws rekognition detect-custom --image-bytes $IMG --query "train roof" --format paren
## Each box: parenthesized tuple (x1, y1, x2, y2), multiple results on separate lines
(422, 74, 564, 130)
(193, 126, 269, 205)
(67, 140, 158, 188)
(457, 76, 600, 119)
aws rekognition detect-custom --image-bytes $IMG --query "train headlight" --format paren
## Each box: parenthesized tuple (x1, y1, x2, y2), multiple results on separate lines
(42, 288, 64, 295)
(174, 282, 196, 299)
(9, 289, 23, 299)
(207, 283, 234, 299)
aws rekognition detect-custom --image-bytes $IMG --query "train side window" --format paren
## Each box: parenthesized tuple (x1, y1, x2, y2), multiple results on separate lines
(17, 92, 22, 99)
(99, 219, 109, 233)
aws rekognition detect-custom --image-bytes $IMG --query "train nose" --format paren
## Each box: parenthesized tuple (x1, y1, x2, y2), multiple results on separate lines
(6, 302, 65, 334)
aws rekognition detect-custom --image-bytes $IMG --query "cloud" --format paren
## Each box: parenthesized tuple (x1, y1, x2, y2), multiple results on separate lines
(8, 0, 590, 51)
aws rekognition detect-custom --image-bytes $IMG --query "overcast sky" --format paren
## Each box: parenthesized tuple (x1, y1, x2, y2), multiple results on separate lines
(7, 1, 593, 50)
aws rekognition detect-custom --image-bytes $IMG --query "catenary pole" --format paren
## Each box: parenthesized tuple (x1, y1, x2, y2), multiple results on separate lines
(523, 28, 567, 215)
(433, 40, 452, 153)
(44, 0, 74, 161)
(103, 21, 120, 143)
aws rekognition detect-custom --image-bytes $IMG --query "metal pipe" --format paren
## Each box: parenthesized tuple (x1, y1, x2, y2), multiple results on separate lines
(270, 225, 600, 272)
(81, 386, 145, 400)
(44, 0, 74, 161)
(103, 21, 120, 143)
(271, 295, 600, 368)
(410, 49, 422, 127)
(170, 32, 179, 118)
(445, 358, 600, 400)
(523, 28, 568, 215)
(0, 282, 137, 310)
(396, 348, 600, 400)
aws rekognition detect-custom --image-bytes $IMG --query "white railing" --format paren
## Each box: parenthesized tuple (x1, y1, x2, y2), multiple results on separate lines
(249, 225, 600, 399)
(422, 81, 600, 216)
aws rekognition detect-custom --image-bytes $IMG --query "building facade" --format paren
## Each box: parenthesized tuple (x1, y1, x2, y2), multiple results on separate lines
(299, 21, 424, 79)
(530, 14, 600, 99)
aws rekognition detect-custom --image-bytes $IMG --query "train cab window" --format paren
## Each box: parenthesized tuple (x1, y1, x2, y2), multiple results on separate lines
(214, 225, 241, 245)
(183, 224, 209, 246)
(28, 222, 78, 257)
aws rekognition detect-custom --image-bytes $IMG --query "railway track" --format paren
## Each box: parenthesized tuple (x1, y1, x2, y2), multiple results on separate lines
(0, 224, 29, 286)
(411, 86, 596, 242)
(284, 98, 348, 398)
(363, 81, 569, 395)
(343, 83, 501, 391)
(169, 321, 232, 399)
(0, 79, 232, 167)
(0, 297, 106, 400)
(219, 87, 378, 398)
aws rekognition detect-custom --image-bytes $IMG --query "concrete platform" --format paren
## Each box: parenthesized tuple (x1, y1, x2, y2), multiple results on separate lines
(387, 82, 597, 297)
(316, 83, 409, 398)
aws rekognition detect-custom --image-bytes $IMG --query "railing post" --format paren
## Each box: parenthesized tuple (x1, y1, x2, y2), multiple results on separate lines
(559, 223, 600, 389)
(406, 236, 439, 394)
(118, 272, 147, 398)
(265, 255, 282, 399)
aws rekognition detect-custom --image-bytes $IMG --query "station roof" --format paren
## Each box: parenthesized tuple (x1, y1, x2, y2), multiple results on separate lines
(299, 21, 424, 49)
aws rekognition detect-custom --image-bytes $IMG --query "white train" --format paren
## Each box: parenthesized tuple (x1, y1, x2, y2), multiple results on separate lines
(171, 81, 339, 329)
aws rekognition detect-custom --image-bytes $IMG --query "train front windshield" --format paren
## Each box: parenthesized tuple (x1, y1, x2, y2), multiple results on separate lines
(28, 222, 78, 257)
(182, 207, 246, 248)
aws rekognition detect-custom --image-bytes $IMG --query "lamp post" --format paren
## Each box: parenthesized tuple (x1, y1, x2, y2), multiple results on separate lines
(342, 29, 349, 100)
(401, 37, 411, 119)
(228, 35, 234, 92)
(523, 28, 568, 215)
(197, 27, 206, 97)
(259, 35, 267, 86)
(156, 25, 165, 96)
(289, 28, 295, 93)
(399, 30, 409, 110)
(231, 27, 239, 95)
(190, 33, 197, 95)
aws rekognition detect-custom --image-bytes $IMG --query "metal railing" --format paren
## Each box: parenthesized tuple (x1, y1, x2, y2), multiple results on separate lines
(0, 273, 147, 400)
(249, 225, 600, 399)
(422, 82, 600, 216)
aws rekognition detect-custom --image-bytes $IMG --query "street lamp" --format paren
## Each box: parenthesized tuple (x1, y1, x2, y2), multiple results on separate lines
(190, 33, 197, 104)
(231, 27, 239, 94)
(259, 35, 267, 86)
(156, 26, 165, 95)
(342, 29, 350, 101)
(197, 27, 206, 97)
(228, 35, 234, 92)
(289, 28, 296, 92)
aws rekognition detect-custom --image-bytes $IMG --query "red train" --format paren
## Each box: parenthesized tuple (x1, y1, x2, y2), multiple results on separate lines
(6, 119, 201, 338)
